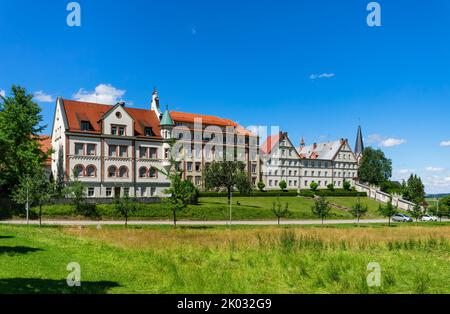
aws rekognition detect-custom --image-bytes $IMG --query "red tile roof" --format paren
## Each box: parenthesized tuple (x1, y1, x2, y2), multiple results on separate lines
(62, 99, 162, 138)
(260, 134, 281, 154)
(171, 111, 239, 127)
(38, 135, 52, 166)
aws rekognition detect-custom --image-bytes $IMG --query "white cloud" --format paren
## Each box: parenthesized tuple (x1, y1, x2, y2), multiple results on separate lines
(379, 138, 406, 148)
(73, 84, 126, 105)
(33, 91, 54, 103)
(440, 141, 450, 147)
(424, 175, 450, 194)
(0, 89, 5, 97)
(366, 134, 383, 144)
(426, 166, 445, 173)
(309, 73, 335, 80)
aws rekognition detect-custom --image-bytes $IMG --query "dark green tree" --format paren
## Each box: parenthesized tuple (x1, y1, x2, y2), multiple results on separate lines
(204, 161, 252, 204)
(311, 196, 332, 224)
(327, 183, 335, 191)
(378, 197, 398, 226)
(0, 86, 48, 196)
(402, 174, 425, 204)
(257, 181, 265, 192)
(343, 180, 351, 191)
(310, 182, 319, 191)
(271, 197, 291, 225)
(350, 197, 368, 224)
(279, 180, 287, 191)
(358, 147, 392, 186)
(410, 204, 423, 222)
(161, 140, 199, 227)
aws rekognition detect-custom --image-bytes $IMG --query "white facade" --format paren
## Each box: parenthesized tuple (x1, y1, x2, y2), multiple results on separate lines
(261, 132, 359, 191)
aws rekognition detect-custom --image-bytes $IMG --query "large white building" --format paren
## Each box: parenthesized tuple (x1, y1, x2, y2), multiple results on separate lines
(260, 130, 362, 191)
(50, 90, 259, 198)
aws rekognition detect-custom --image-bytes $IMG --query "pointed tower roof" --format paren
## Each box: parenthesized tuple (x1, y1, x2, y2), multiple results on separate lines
(355, 125, 364, 155)
(160, 107, 175, 127)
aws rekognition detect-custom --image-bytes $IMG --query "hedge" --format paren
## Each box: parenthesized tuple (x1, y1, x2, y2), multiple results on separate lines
(199, 190, 367, 198)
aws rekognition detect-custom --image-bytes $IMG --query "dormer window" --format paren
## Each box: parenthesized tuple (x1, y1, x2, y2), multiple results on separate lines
(81, 121, 91, 131)
(144, 127, 154, 137)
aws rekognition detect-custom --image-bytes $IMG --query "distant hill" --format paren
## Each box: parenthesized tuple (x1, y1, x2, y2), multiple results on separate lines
(426, 193, 450, 199)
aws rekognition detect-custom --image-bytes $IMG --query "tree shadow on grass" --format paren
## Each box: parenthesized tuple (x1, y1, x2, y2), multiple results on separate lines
(0, 278, 120, 294)
(0, 236, 14, 239)
(0, 246, 42, 256)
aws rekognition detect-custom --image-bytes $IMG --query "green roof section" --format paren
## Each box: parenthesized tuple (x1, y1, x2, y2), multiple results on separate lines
(160, 109, 175, 126)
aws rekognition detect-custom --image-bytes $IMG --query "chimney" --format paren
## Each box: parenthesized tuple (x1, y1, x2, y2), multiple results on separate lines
(117, 101, 126, 107)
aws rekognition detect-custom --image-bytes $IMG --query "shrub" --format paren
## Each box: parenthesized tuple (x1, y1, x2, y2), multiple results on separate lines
(327, 184, 335, 191)
(310, 182, 319, 191)
(257, 181, 265, 192)
(343, 180, 351, 191)
(279, 180, 287, 191)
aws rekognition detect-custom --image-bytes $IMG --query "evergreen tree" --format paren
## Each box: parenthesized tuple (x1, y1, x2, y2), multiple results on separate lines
(402, 174, 425, 204)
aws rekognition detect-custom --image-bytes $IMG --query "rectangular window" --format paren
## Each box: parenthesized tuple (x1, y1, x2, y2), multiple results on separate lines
(106, 188, 112, 197)
(195, 176, 201, 186)
(75, 143, 84, 156)
(119, 127, 125, 136)
(187, 162, 193, 172)
(195, 162, 201, 172)
(305, 180, 308, 186)
(139, 147, 147, 159)
(141, 187, 147, 197)
(149, 148, 158, 159)
(164, 148, 169, 159)
(86, 144, 96, 156)
(123, 188, 130, 197)
(269, 180, 272, 186)
(150, 187, 156, 197)
(109, 145, 117, 157)
(252, 164, 257, 174)
(111, 126, 117, 135)
(88, 187, 95, 197)
(119, 146, 128, 157)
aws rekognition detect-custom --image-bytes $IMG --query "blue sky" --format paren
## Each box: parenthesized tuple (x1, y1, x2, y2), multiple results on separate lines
(1, 0, 450, 193)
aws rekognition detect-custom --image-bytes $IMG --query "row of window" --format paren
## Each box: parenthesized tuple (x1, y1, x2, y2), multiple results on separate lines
(74, 143, 162, 159)
(267, 170, 357, 178)
(74, 165, 159, 179)
(267, 179, 349, 188)
(86, 187, 157, 198)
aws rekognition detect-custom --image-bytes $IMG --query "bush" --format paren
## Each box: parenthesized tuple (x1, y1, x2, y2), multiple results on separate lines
(310, 182, 319, 191)
(327, 184, 335, 191)
(279, 180, 287, 191)
(257, 181, 265, 192)
(343, 180, 351, 191)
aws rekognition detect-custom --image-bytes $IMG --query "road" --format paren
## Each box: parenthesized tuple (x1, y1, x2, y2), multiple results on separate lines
(1, 218, 448, 226)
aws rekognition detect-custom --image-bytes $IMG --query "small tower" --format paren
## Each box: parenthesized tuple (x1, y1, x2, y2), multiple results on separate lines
(151, 88, 162, 119)
(354, 125, 364, 162)
(160, 106, 175, 141)
(300, 137, 305, 148)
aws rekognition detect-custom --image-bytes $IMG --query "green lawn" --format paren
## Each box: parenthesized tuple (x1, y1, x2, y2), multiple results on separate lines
(0, 224, 449, 294)
(25, 196, 390, 221)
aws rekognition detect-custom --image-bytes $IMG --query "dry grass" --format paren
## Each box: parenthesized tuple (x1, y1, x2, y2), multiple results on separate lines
(64, 225, 450, 251)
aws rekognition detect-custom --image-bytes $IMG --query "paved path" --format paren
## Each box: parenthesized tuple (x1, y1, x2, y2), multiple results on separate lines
(1, 218, 447, 226)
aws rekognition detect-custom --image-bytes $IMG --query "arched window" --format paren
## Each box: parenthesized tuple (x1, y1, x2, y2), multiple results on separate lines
(139, 167, 148, 178)
(74, 165, 84, 178)
(108, 166, 117, 178)
(149, 167, 158, 178)
(119, 166, 128, 178)
(86, 165, 96, 177)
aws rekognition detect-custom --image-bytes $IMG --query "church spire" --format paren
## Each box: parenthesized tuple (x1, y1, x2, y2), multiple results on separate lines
(355, 125, 364, 157)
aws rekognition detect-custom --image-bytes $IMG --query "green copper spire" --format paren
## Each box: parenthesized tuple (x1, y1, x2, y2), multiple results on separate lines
(160, 107, 175, 127)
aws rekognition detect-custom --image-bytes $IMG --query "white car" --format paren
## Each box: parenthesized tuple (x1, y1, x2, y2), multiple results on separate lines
(420, 214, 438, 222)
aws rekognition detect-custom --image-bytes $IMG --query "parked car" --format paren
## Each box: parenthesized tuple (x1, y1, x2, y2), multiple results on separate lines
(392, 213, 413, 222)
(420, 214, 438, 222)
